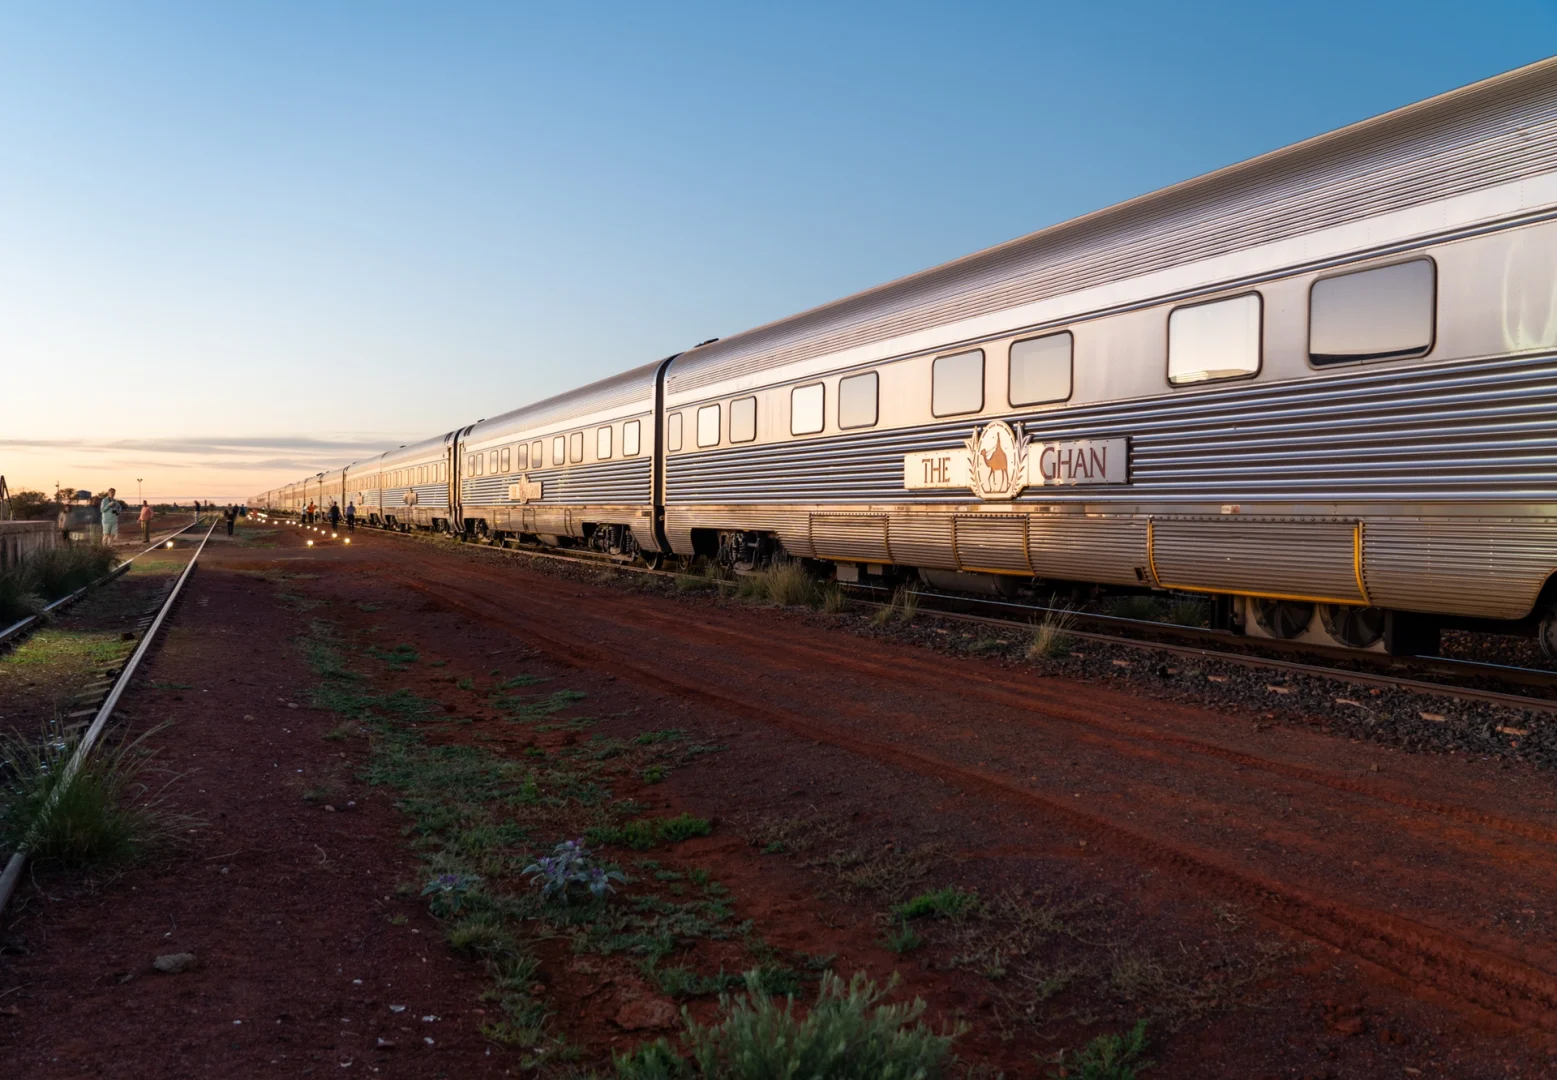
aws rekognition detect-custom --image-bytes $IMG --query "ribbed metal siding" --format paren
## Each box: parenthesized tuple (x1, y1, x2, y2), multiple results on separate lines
(811, 514, 890, 562)
(669, 61, 1557, 396)
(1364, 518, 1557, 618)
(1152, 518, 1364, 603)
(462, 458, 651, 508)
(954, 515, 1030, 573)
(1029, 515, 1146, 586)
(467, 362, 660, 442)
(666, 354, 1557, 505)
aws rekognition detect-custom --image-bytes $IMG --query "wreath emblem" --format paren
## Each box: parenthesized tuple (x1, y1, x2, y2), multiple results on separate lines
(962, 420, 1028, 501)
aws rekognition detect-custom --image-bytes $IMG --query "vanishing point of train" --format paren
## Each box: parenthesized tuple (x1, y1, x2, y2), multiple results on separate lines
(255, 59, 1557, 660)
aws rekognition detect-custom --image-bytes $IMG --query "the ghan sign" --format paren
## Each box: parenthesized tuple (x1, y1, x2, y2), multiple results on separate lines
(508, 475, 543, 503)
(904, 425, 1127, 498)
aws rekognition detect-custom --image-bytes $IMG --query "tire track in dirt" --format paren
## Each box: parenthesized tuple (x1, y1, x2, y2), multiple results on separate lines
(394, 546, 1557, 850)
(374, 564, 1557, 1034)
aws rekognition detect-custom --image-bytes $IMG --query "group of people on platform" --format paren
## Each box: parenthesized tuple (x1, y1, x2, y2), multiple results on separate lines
(300, 500, 356, 532)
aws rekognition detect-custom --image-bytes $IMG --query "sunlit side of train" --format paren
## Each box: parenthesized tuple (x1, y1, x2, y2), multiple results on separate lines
(255, 60, 1557, 659)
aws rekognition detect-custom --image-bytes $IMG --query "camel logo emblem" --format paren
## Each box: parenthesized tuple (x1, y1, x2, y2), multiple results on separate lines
(964, 421, 1028, 501)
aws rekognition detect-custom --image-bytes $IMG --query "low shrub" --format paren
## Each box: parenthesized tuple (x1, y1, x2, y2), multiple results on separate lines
(892, 886, 980, 921)
(1163, 595, 1209, 628)
(0, 724, 188, 867)
(614, 969, 962, 1079)
(588, 812, 713, 851)
(1049, 1020, 1153, 1080)
(1105, 594, 1162, 622)
(0, 544, 119, 623)
(1028, 606, 1077, 660)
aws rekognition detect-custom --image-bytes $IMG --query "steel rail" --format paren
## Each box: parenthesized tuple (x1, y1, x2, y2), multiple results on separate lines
(847, 593, 1557, 716)
(273, 514, 1557, 714)
(0, 515, 205, 651)
(0, 518, 217, 919)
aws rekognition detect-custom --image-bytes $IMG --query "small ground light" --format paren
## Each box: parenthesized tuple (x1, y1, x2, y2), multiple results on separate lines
(165, 540, 174, 548)
(331, 532, 338, 538)
(344, 538, 351, 544)
(306, 540, 314, 546)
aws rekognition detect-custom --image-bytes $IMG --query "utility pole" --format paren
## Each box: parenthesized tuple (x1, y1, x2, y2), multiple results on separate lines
(137, 477, 144, 502)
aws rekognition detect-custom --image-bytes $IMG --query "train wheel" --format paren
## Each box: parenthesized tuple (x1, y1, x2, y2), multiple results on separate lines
(642, 552, 665, 570)
(1254, 598, 1314, 640)
(1540, 606, 1557, 662)
(1319, 604, 1386, 649)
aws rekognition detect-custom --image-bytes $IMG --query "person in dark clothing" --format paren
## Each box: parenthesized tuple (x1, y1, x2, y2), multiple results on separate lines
(328, 503, 341, 530)
(345, 501, 356, 532)
(224, 504, 236, 536)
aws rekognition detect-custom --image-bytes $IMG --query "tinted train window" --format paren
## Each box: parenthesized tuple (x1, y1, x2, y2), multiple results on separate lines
(932, 349, 984, 416)
(1310, 259, 1435, 365)
(697, 404, 720, 448)
(597, 425, 612, 459)
(730, 396, 757, 443)
(530, 441, 542, 469)
(552, 435, 566, 465)
(623, 419, 641, 456)
(839, 371, 878, 429)
(569, 431, 584, 463)
(668, 413, 683, 452)
(1168, 293, 1262, 385)
(791, 383, 824, 435)
(517, 443, 528, 470)
(1009, 332, 1073, 405)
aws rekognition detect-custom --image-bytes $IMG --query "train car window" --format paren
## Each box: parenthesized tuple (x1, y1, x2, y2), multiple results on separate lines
(597, 425, 612, 459)
(696, 404, 720, 448)
(623, 419, 641, 456)
(486, 450, 497, 474)
(791, 383, 824, 435)
(530, 441, 542, 469)
(730, 396, 757, 443)
(552, 435, 566, 465)
(500, 448, 511, 472)
(517, 443, 529, 470)
(839, 371, 878, 428)
(1310, 259, 1435, 365)
(1009, 332, 1073, 405)
(569, 431, 584, 463)
(1168, 293, 1262, 385)
(932, 349, 984, 416)
(668, 412, 684, 452)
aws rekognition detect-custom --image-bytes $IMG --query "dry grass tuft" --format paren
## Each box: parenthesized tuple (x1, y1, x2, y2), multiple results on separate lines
(1027, 606, 1077, 660)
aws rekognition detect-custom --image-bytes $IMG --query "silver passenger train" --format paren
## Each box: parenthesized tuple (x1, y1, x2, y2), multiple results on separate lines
(255, 60, 1557, 659)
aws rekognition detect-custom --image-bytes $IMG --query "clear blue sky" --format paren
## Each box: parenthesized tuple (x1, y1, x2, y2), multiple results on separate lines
(1, 2, 1552, 499)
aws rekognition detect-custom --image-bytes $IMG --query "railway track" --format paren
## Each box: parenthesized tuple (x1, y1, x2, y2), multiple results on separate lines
(301, 516, 1557, 718)
(0, 518, 218, 918)
(0, 516, 206, 653)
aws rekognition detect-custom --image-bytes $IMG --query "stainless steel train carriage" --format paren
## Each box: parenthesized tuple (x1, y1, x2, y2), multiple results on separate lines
(453, 360, 671, 558)
(253, 59, 1557, 658)
(353, 434, 457, 530)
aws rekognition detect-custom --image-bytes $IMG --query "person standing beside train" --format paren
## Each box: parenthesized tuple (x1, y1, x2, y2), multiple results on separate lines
(345, 501, 356, 532)
(328, 502, 341, 531)
(139, 500, 154, 544)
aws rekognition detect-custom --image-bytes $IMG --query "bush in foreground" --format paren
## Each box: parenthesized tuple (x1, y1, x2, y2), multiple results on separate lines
(0, 544, 120, 623)
(615, 969, 961, 1079)
(0, 725, 187, 867)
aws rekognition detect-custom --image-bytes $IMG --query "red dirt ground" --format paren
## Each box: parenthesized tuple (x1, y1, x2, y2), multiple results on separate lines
(3, 521, 1557, 1078)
